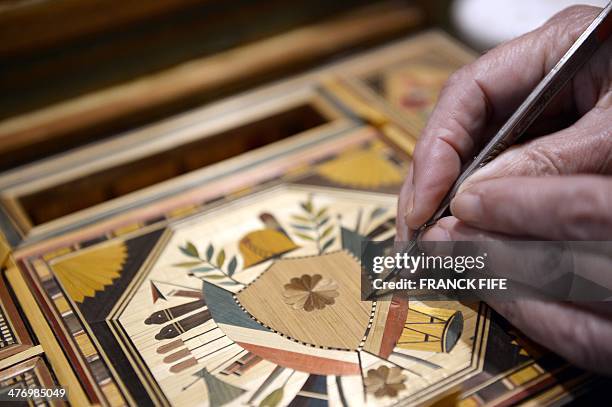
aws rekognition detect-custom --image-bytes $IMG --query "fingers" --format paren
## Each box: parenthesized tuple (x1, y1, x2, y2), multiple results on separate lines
(420, 216, 511, 242)
(457, 101, 612, 192)
(451, 175, 612, 239)
(423, 219, 612, 302)
(491, 300, 612, 375)
(418, 217, 612, 375)
(395, 162, 413, 242)
(402, 5, 601, 232)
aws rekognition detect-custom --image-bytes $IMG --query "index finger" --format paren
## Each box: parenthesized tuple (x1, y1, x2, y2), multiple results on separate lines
(400, 5, 601, 234)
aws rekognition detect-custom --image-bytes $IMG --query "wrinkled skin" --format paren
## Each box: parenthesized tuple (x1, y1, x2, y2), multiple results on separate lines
(397, 5, 612, 374)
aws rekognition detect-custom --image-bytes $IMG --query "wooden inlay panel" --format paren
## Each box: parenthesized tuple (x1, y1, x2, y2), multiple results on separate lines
(237, 251, 372, 350)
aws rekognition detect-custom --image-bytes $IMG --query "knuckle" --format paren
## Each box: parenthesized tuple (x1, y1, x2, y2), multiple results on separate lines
(561, 314, 612, 372)
(522, 144, 563, 175)
(558, 184, 612, 239)
(596, 131, 612, 173)
(559, 207, 595, 240)
(537, 5, 600, 55)
(586, 127, 612, 173)
(440, 68, 469, 94)
(545, 5, 597, 26)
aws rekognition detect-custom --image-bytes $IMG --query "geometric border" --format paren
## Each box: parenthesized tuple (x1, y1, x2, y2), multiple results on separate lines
(0, 275, 33, 361)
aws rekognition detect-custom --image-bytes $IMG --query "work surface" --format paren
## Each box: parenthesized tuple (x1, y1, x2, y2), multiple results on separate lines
(0, 32, 607, 406)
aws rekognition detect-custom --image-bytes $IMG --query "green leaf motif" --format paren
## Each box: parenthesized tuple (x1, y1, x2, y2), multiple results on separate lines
(191, 266, 215, 273)
(206, 244, 214, 261)
(173, 261, 203, 268)
(320, 225, 334, 239)
(317, 217, 330, 228)
(259, 387, 284, 407)
(295, 232, 314, 242)
(228, 256, 237, 277)
(203, 274, 226, 280)
(301, 200, 313, 214)
(181, 242, 199, 258)
(291, 215, 310, 223)
(290, 224, 312, 231)
(315, 207, 328, 220)
(216, 249, 226, 268)
(321, 237, 336, 253)
(370, 207, 387, 220)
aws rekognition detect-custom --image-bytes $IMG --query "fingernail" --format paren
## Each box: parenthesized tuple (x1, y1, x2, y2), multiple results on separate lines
(403, 192, 415, 227)
(403, 162, 416, 222)
(407, 190, 415, 215)
(395, 217, 409, 242)
(451, 192, 482, 223)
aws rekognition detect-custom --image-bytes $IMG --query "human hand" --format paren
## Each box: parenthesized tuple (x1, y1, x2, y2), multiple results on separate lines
(397, 5, 612, 373)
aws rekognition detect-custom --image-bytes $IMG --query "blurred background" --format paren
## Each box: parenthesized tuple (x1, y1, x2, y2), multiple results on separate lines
(0, 0, 606, 171)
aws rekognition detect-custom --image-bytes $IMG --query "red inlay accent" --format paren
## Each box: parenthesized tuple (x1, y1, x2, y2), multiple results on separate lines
(378, 296, 409, 358)
(236, 342, 360, 375)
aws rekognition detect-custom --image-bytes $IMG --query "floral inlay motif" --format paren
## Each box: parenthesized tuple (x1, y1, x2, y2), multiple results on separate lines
(364, 365, 407, 398)
(283, 274, 339, 312)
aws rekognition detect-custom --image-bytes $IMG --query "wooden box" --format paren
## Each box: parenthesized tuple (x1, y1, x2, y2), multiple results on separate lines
(0, 0, 424, 170)
(0, 276, 33, 361)
(0, 31, 604, 406)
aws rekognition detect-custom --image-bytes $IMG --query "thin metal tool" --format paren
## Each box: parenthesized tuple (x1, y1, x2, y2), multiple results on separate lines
(417, 2, 611, 235)
(377, 3, 612, 294)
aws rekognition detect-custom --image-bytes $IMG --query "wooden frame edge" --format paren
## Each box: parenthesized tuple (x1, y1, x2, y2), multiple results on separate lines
(0, 270, 34, 361)
(5, 266, 91, 406)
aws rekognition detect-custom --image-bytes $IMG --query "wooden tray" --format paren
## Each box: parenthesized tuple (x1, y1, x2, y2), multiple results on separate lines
(9, 123, 597, 406)
(0, 275, 33, 361)
(1, 31, 603, 406)
(0, 31, 468, 250)
(0, 1, 424, 170)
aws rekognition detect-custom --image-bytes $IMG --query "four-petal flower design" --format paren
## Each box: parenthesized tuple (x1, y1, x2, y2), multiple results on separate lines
(364, 365, 407, 398)
(283, 274, 339, 312)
